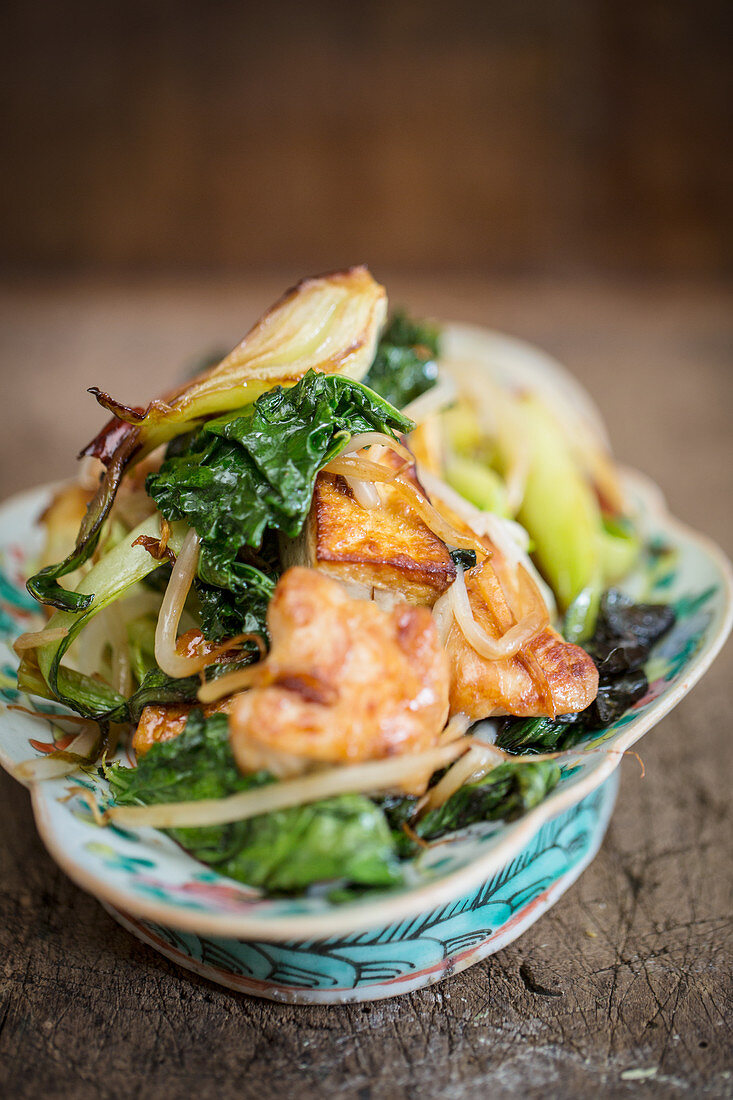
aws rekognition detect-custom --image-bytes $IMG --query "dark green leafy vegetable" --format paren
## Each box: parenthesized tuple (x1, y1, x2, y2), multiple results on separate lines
(105, 658, 257, 725)
(194, 530, 281, 642)
(195, 552, 275, 643)
(363, 312, 440, 409)
(218, 797, 403, 892)
(147, 369, 412, 640)
(415, 761, 561, 841)
(584, 669, 649, 727)
(27, 429, 141, 611)
(148, 369, 412, 548)
(110, 710, 402, 893)
(26, 542, 98, 614)
(109, 711, 252, 804)
(587, 635, 648, 676)
(498, 588, 676, 754)
(17, 651, 124, 717)
(375, 792, 420, 854)
(495, 715, 583, 756)
(592, 589, 676, 654)
(378, 761, 560, 857)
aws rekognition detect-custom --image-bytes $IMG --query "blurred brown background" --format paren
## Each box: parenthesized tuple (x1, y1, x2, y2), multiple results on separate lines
(2, 0, 731, 276)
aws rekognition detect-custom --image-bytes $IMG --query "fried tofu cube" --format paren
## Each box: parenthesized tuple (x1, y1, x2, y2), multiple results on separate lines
(297, 471, 456, 604)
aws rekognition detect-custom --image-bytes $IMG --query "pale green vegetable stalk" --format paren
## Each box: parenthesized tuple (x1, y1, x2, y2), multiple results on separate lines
(30, 515, 187, 716)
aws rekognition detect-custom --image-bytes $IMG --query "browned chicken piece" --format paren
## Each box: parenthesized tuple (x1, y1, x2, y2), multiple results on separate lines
(283, 450, 455, 605)
(445, 558, 598, 719)
(133, 696, 235, 758)
(229, 567, 450, 779)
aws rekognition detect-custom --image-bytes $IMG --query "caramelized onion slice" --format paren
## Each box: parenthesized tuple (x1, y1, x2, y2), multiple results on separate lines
(335, 432, 413, 464)
(447, 564, 547, 661)
(332, 433, 413, 509)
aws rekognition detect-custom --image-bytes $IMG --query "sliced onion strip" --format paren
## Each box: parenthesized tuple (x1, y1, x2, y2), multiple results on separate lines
(438, 713, 472, 745)
(418, 466, 556, 617)
(154, 528, 203, 678)
(324, 456, 403, 482)
(393, 475, 486, 554)
(104, 740, 470, 828)
(401, 375, 456, 423)
(332, 434, 411, 508)
(197, 663, 268, 704)
(450, 564, 546, 661)
(324, 455, 485, 554)
(420, 742, 506, 814)
(344, 476, 381, 509)
(335, 432, 413, 464)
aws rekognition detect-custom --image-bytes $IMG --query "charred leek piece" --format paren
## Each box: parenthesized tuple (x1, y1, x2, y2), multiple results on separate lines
(29, 267, 388, 609)
(33, 515, 187, 717)
(84, 266, 388, 462)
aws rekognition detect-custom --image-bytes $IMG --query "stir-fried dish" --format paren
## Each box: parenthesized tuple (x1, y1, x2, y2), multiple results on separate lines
(15, 267, 676, 896)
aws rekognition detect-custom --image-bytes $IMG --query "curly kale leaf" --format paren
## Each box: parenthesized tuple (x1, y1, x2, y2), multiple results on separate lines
(146, 370, 412, 640)
(363, 312, 440, 409)
(109, 710, 402, 893)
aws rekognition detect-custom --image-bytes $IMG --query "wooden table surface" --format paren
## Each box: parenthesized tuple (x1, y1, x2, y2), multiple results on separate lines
(0, 276, 731, 1098)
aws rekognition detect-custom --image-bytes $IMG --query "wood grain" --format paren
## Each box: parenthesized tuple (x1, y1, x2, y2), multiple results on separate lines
(0, 276, 731, 1097)
(2, 0, 731, 276)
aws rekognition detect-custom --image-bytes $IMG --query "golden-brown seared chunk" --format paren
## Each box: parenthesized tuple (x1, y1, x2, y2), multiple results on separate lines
(295, 460, 456, 604)
(229, 567, 450, 778)
(133, 697, 234, 758)
(445, 560, 598, 719)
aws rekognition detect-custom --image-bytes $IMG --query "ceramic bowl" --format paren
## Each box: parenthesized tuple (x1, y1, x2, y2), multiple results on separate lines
(1, 330, 730, 1003)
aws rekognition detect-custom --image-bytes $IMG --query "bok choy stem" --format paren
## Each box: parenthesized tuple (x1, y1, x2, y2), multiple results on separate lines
(34, 514, 188, 716)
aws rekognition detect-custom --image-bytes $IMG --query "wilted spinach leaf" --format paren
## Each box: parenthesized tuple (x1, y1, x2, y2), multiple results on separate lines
(594, 589, 676, 650)
(363, 312, 440, 409)
(584, 669, 649, 727)
(496, 715, 585, 755)
(219, 796, 403, 892)
(109, 710, 254, 804)
(110, 667, 201, 726)
(415, 760, 561, 842)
